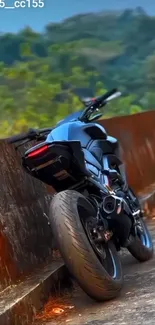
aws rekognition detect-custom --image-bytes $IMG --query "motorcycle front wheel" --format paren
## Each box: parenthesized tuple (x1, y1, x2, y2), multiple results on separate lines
(128, 217, 153, 262)
(49, 190, 123, 301)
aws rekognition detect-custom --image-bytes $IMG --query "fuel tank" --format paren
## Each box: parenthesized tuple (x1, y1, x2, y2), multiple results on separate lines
(46, 120, 107, 148)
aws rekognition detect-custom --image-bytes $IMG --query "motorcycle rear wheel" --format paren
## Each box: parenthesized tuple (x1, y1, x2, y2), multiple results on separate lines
(49, 190, 123, 301)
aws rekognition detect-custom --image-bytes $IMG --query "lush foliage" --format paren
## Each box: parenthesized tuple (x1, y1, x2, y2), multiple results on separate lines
(1, 7, 155, 137)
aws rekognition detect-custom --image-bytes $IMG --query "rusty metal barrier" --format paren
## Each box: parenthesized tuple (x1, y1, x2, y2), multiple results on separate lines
(100, 111, 155, 193)
(100, 111, 155, 218)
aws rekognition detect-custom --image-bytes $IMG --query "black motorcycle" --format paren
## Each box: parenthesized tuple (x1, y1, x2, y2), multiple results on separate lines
(9, 88, 153, 301)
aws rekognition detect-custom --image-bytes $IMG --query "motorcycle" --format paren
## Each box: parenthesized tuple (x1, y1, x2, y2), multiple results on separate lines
(9, 88, 153, 301)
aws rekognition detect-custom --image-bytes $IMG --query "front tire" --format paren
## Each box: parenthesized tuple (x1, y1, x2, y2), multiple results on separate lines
(128, 218, 153, 262)
(49, 190, 123, 301)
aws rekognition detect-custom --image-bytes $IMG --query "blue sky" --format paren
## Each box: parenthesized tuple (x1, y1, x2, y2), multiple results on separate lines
(0, 0, 155, 33)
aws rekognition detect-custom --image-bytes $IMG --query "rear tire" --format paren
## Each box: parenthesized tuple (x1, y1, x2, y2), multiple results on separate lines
(128, 218, 153, 262)
(49, 190, 123, 301)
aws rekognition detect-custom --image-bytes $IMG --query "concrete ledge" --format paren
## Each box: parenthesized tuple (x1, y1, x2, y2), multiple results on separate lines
(0, 260, 71, 325)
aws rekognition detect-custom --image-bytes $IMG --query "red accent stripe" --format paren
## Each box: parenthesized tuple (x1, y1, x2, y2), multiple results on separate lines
(28, 145, 49, 158)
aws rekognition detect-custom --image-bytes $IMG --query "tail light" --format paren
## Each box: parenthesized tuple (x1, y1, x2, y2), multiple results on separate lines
(27, 145, 49, 158)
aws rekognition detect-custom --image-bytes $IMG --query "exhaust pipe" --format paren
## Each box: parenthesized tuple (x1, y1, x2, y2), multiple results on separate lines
(102, 193, 141, 247)
(102, 193, 140, 218)
(102, 194, 132, 247)
(102, 194, 129, 216)
(102, 195, 117, 214)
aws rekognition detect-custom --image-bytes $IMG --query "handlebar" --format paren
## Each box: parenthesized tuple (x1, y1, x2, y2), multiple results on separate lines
(7, 127, 53, 144)
(96, 88, 118, 106)
(79, 88, 119, 122)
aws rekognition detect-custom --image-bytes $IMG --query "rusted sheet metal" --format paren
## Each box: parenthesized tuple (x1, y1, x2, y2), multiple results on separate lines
(100, 111, 155, 193)
(0, 140, 54, 291)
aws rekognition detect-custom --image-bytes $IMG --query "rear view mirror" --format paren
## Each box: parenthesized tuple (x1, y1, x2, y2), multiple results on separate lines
(81, 97, 93, 107)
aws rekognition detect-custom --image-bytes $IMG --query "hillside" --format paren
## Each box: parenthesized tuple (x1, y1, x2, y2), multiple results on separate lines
(1, 8, 155, 136)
